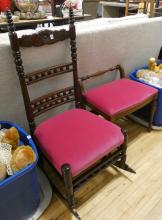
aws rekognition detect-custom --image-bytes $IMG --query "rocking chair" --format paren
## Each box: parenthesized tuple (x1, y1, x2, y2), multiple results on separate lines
(6, 9, 135, 220)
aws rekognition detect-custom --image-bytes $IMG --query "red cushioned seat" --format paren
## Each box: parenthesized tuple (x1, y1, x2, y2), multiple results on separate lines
(84, 78, 158, 117)
(34, 109, 124, 177)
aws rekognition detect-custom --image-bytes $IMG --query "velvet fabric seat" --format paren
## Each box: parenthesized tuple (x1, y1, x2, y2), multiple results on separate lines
(84, 78, 158, 117)
(34, 109, 124, 177)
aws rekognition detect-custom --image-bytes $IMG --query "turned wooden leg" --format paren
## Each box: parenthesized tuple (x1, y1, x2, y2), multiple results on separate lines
(148, 94, 157, 132)
(114, 130, 136, 173)
(61, 164, 81, 220)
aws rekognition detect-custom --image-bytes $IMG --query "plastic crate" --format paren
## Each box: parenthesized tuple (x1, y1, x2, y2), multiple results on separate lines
(0, 121, 40, 220)
(129, 61, 162, 127)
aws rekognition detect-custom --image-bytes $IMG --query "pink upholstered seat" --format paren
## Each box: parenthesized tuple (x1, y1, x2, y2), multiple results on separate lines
(84, 78, 158, 117)
(34, 109, 124, 177)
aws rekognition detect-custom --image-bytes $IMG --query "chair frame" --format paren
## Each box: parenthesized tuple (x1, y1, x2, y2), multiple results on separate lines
(125, 0, 154, 17)
(6, 9, 135, 219)
(79, 65, 157, 132)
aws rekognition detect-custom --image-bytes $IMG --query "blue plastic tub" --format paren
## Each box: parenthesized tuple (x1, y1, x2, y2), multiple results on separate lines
(129, 61, 162, 127)
(0, 121, 40, 220)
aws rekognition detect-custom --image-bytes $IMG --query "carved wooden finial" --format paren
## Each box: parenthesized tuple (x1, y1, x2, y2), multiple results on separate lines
(5, 10, 25, 77)
(5, 9, 15, 33)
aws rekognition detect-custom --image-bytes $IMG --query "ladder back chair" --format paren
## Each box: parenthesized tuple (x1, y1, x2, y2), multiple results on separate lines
(6, 9, 135, 219)
(79, 65, 158, 132)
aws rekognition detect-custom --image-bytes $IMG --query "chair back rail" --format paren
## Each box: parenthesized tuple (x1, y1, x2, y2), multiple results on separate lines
(6, 8, 81, 133)
(80, 65, 125, 82)
(79, 64, 125, 94)
(18, 29, 70, 47)
(31, 86, 74, 117)
(25, 63, 73, 85)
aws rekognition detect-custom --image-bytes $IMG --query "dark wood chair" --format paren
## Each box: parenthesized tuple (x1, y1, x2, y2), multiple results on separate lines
(6, 9, 135, 220)
(79, 65, 158, 132)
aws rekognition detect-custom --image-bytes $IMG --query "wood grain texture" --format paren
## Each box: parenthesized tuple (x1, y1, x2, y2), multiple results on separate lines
(19, 29, 69, 47)
(39, 119, 162, 220)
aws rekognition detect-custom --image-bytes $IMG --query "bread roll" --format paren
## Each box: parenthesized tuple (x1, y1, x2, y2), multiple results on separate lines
(11, 146, 36, 172)
(2, 127, 19, 149)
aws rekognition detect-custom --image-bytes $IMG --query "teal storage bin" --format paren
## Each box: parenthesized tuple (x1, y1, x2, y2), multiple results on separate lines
(129, 60, 162, 127)
(0, 121, 40, 220)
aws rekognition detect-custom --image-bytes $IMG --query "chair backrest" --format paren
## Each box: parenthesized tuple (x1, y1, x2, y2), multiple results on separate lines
(6, 8, 81, 133)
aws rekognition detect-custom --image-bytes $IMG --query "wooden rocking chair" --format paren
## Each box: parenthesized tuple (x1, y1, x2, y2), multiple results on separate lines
(6, 9, 135, 219)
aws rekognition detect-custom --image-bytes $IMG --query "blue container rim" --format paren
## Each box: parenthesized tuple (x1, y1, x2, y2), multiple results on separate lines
(0, 121, 38, 188)
(129, 60, 162, 90)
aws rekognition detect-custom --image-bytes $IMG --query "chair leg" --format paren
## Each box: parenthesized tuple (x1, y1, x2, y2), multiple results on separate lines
(61, 164, 81, 220)
(148, 95, 157, 132)
(114, 130, 136, 174)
